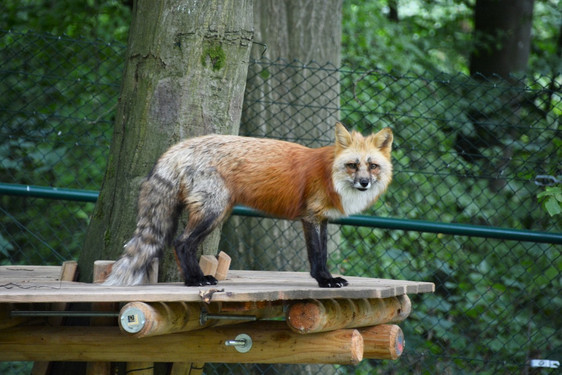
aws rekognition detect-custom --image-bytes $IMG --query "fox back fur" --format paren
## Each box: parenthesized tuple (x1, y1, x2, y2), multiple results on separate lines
(104, 122, 393, 288)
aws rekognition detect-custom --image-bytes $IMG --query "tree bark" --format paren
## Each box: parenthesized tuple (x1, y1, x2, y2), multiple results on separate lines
(218, 1, 342, 374)
(469, 0, 534, 78)
(221, 0, 342, 277)
(79, 0, 253, 284)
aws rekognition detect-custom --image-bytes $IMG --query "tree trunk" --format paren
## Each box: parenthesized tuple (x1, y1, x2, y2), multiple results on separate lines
(221, 0, 342, 276)
(457, 0, 535, 191)
(79, 0, 253, 284)
(469, 0, 534, 78)
(218, 1, 342, 374)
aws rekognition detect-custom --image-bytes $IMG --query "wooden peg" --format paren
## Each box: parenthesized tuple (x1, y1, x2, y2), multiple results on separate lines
(199, 255, 218, 277)
(215, 251, 231, 280)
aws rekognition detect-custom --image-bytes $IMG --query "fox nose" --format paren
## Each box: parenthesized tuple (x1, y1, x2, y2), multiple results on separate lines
(359, 178, 370, 188)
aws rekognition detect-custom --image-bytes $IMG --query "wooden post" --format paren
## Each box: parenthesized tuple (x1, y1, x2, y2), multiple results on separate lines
(47, 260, 79, 326)
(87, 261, 117, 375)
(170, 362, 204, 375)
(125, 363, 155, 374)
(125, 259, 158, 375)
(286, 295, 411, 334)
(0, 303, 30, 330)
(32, 260, 79, 375)
(360, 324, 405, 360)
(0, 322, 364, 365)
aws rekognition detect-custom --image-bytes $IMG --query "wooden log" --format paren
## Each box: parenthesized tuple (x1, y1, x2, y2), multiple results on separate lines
(119, 301, 284, 338)
(126, 362, 154, 374)
(170, 362, 204, 375)
(215, 251, 231, 281)
(199, 255, 218, 277)
(286, 295, 411, 334)
(360, 324, 405, 360)
(0, 303, 29, 330)
(47, 260, 78, 326)
(120, 301, 202, 337)
(0, 322, 363, 365)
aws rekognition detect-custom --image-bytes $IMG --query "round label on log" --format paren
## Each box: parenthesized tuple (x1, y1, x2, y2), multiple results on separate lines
(120, 307, 146, 333)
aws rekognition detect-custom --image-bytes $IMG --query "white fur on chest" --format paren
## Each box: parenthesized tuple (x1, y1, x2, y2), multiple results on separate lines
(324, 180, 385, 219)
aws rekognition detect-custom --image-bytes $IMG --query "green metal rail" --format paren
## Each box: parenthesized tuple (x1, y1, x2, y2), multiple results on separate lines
(1, 183, 561, 245)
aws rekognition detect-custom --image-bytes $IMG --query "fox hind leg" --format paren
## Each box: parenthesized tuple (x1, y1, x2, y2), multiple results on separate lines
(174, 211, 224, 286)
(174, 170, 231, 286)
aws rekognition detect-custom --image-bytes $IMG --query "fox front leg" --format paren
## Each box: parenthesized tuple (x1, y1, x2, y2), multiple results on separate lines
(302, 219, 348, 288)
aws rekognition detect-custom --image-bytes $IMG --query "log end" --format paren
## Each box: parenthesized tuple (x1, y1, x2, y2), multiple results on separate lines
(286, 300, 322, 334)
(360, 324, 405, 360)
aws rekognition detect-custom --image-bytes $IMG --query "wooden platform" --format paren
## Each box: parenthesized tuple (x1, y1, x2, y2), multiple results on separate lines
(0, 266, 434, 303)
(0, 263, 434, 367)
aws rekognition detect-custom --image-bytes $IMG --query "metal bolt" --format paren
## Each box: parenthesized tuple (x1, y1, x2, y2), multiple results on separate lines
(225, 333, 253, 353)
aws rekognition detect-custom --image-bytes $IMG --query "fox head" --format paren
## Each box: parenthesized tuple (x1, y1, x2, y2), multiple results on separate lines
(332, 122, 393, 215)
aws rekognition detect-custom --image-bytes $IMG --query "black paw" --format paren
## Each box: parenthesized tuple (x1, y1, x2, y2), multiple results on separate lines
(317, 277, 349, 288)
(184, 275, 218, 286)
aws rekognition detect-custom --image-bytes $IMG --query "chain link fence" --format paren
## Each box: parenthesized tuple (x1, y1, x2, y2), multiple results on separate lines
(1, 30, 561, 375)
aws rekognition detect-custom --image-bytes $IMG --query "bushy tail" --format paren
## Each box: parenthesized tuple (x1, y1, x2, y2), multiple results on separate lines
(103, 172, 181, 286)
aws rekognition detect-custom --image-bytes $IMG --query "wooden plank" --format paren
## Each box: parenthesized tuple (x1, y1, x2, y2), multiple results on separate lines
(0, 265, 63, 282)
(0, 322, 364, 365)
(0, 271, 435, 304)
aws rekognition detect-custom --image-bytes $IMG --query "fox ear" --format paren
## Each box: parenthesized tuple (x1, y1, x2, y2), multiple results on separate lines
(335, 122, 352, 149)
(371, 127, 393, 157)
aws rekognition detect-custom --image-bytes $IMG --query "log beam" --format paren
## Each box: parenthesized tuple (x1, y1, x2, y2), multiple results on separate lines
(286, 296, 411, 334)
(360, 324, 405, 360)
(0, 322, 363, 365)
(119, 301, 283, 338)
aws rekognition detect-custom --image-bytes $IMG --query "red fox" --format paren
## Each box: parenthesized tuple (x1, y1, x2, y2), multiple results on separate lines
(104, 122, 393, 288)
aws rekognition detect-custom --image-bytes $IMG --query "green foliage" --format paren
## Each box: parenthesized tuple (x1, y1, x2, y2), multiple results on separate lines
(538, 186, 562, 216)
(342, 0, 474, 74)
(0, 30, 126, 265)
(337, 1, 561, 373)
(342, 0, 562, 75)
(0, 0, 131, 43)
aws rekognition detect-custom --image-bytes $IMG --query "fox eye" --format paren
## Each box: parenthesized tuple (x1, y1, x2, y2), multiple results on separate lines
(345, 163, 358, 171)
(369, 163, 379, 170)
